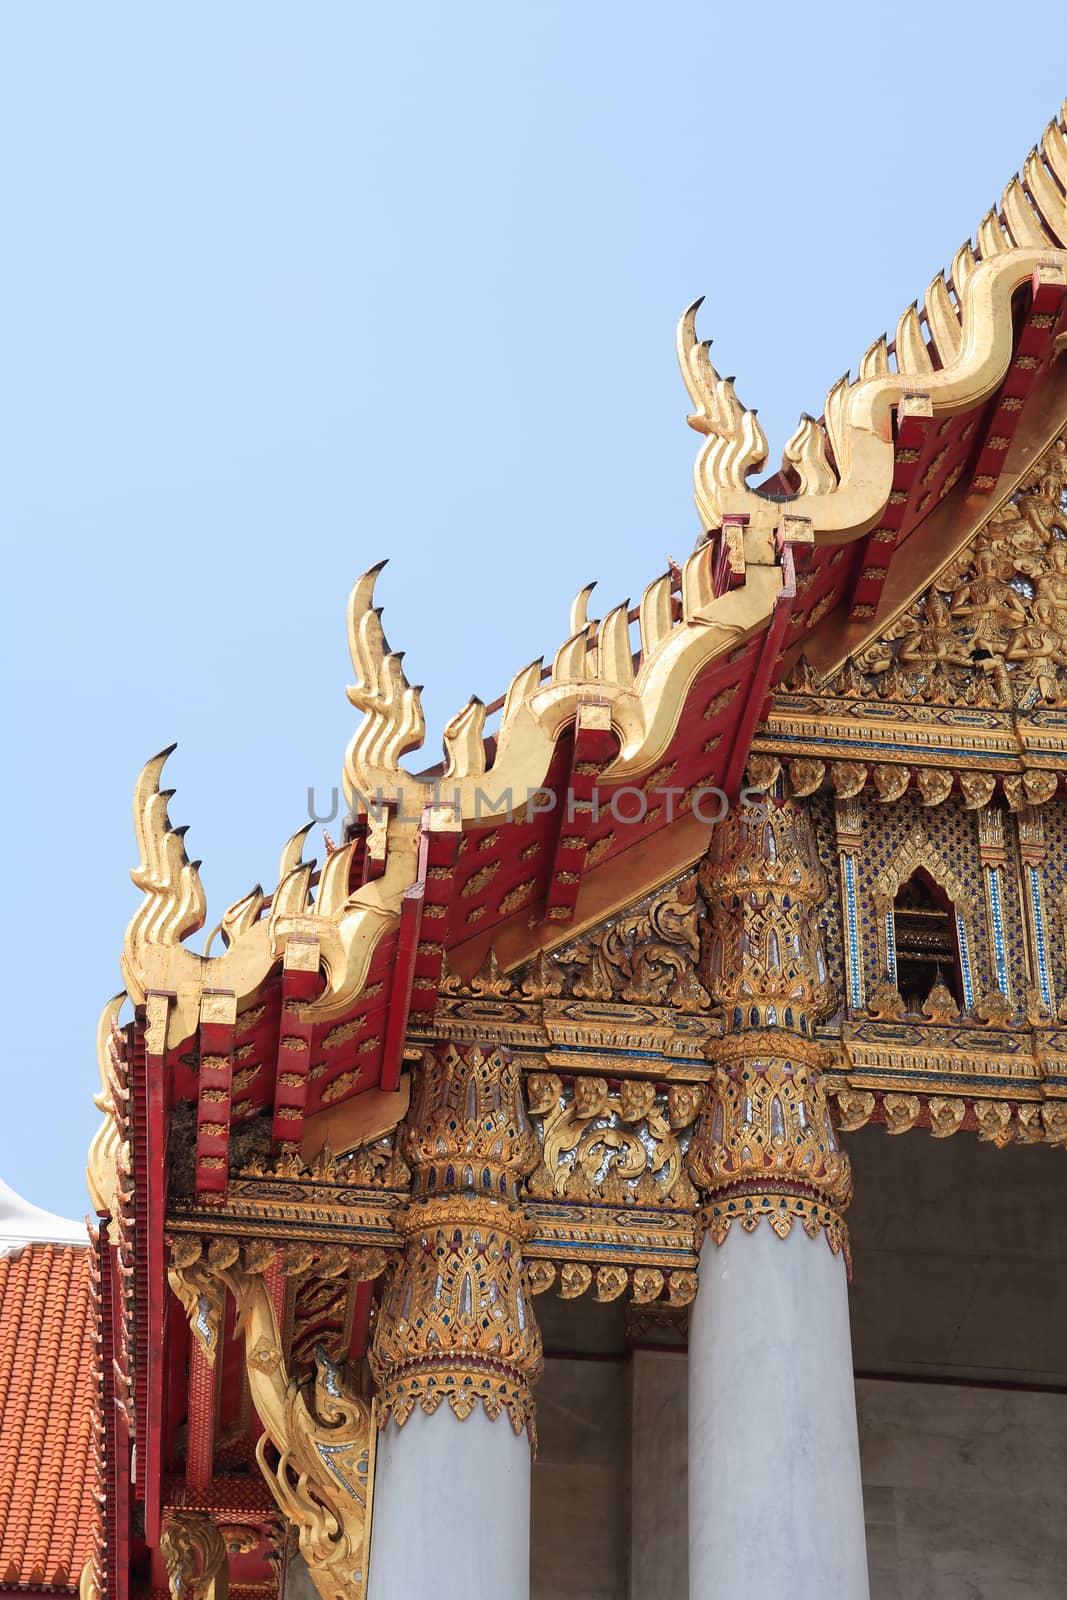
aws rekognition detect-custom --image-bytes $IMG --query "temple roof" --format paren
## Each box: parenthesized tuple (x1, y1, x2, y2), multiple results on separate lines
(0, 1239, 97, 1592)
(104, 98, 1067, 1199)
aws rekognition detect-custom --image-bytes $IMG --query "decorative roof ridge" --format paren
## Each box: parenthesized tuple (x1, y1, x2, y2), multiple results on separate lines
(678, 100, 1067, 536)
(111, 101, 1067, 1067)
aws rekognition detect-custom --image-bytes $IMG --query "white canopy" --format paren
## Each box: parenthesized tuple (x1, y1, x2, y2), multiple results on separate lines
(0, 1176, 86, 1252)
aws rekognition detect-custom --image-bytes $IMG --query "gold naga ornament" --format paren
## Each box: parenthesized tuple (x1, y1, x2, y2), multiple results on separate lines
(687, 798, 853, 1261)
(167, 1240, 377, 1600)
(160, 1514, 230, 1600)
(369, 1042, 544, 1439)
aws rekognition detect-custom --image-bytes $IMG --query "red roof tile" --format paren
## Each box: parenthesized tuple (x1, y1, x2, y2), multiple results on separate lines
(0, 1244, 97, 1590)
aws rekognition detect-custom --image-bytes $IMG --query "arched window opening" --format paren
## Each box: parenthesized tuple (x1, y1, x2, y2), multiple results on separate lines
(892, 870, 963, 1010)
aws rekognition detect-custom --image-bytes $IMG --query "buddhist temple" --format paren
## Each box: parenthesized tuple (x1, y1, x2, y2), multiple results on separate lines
(28, 95, 1067, 1600)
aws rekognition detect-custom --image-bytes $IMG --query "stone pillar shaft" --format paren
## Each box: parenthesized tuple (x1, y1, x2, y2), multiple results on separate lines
(370, 1407, 529, 1599)
(690, 1226, 869, 1598)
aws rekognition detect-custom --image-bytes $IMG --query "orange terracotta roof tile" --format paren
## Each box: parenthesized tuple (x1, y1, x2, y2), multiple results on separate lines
(0, 1244, 97, 1591)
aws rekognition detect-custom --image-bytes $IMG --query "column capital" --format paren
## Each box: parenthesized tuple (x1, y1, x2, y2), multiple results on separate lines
(370, 1041, 543, 1440)
(688, 797, 852, 1263)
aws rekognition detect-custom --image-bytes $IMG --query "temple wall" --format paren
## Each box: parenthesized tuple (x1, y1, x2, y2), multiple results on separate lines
(859, 1380, 1067, 1599)
(531, 1357, 629, 1600)
(530, 1360, 1067, 1599)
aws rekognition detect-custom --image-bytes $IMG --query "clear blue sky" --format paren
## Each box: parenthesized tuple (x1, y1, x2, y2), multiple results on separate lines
(2, 4, 1065, 1218)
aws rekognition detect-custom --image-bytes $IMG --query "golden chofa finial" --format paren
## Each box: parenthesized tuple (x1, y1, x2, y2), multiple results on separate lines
(676, 299, 768, 528)
(344, 559, 426, 798)
(127, 744, 207, 953)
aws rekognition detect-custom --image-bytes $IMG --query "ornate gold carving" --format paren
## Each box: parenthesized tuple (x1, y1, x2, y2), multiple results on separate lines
(745, 755, 781, 793)
(370, 1043, 543, 1438)
(787, 758, 826, 796)
(632, 1267, 666, 1303)
(834, 1089, 876, 1132)
(121, 745, 416, 1042)
(525, 1074, 700, 1208)
(559, 1262, 592, 1298)
(168, 1255, 376, 1600)
(168, 1246, 230, 1363)
(1042, 1103, 1067, 1146)
(928, 1096, 966, 1137)
(441, 947, 515, 998)
(161, 1513, 228, 1600)
(241, 1129, 411, 1190)
(554, 874, 712, 1011)
(976, 986, 1013, 1025)
(87, 994, 128, 1216)
(916, 768, 954, 807)
(688, 802, 851, 1260)
(522, 1259, 556, 1297)
(830, 761, 867, 799)
(872, 764, 910, 803)
(921, 975, 960, 1023)
(500, 879, 537, 913)
(866, 975, 906, 1020)
(823, 434, 1067, 719)
(974, 1100, 1015, 1146)
(704, 686, 736, 719)
(960, 772, 997, 810)
(883, 1093, 922, 1135)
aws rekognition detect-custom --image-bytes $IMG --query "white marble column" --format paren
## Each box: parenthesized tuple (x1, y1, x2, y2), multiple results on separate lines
(689, 1225, 869, 1599)
(369, 1407, 530, 1599)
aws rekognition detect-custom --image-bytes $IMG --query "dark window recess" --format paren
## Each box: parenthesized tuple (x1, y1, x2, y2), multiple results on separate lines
(892, 871, 964, 1009)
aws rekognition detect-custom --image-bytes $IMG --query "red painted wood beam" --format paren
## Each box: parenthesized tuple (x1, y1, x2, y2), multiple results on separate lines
(970, 265, 1067, 493)
(381, 806, 461, 1090)
(184, 1339, 218, 1491)
(98, 1223, 130, 1600)
(271, 939, 320, 1152)
(544, 702, 618, 927)
(722, 517, 810, 799)
(142, 991, 173, 1548)
(406, 807, 462, 1021)
(194, 991, 236, 1204)
(158, 1475, 276, 1514)
(348, 1280, 376, 1363)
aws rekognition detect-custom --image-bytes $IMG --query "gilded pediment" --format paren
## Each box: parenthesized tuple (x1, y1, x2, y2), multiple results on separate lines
(814, 432, 1067, 711)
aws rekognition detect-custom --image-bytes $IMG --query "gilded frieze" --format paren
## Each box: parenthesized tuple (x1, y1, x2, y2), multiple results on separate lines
(524, 1073, 701, 1207)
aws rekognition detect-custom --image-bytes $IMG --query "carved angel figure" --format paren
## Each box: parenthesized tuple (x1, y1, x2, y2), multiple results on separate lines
(949, 547, 1026, 646)
(1006, 599, 1067, 701)
(898, 591, 974, 669)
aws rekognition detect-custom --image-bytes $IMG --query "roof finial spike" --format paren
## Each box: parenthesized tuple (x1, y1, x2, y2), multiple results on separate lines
(569, 581, 597, 637)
